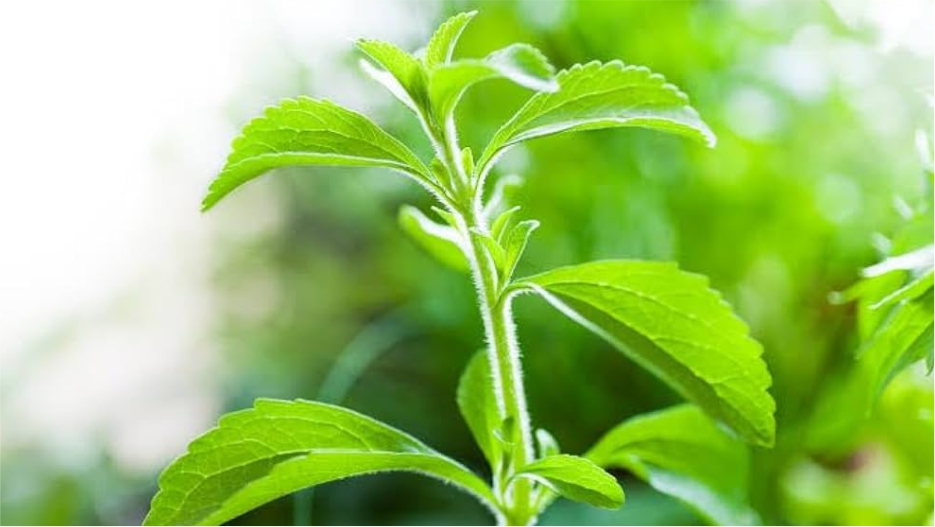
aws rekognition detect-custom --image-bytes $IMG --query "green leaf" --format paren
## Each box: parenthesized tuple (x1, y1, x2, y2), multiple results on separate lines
(357, 39, 428, 113)
(398, 205, 469, 272)
(519, 260, 775, 446)
(478, 61, 716, 176)
(202, 97, 429, 210)
(870, 269, 934, 310)
(586, 405, 758, 525)
(423, 11, 477, 68)
(429, 44, 558, 118)
(857, 290, 934, 407)
(502, 219, 539, 282)
(512, 454, 624, 509)
(144, 399, 495, 525)
(457, 350, 502, 468)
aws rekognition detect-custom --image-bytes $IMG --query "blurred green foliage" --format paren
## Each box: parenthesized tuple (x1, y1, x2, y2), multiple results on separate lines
(2, 0, 932, 525)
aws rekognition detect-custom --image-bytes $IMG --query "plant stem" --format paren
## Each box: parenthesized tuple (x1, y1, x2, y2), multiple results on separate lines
(432, 112, 535, 525)
(460, 206, 535, 525)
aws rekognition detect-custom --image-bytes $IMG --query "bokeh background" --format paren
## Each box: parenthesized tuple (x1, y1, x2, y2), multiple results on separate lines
(1, 0, 933, 524)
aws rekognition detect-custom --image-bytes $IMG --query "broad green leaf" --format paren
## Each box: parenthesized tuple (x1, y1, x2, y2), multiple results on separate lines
(513, 454, 624, 509)
(457, 350, 502, 467)
(429, 44, 558, 118)
(202, 97, 429, 210)
(519, 260, 775, 446)
(144, 399, 495, 525)
(398, 205, 469, 272)
(357, 39, 428, 113)
(423, 11, 477, 68)
(586, 405, 758, 525)
(478, 61, 716, 176)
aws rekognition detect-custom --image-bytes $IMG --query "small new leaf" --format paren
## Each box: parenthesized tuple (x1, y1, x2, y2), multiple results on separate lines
(512, 454, 624, 510)
(502, 219, 539, 282)
(357, 39, 429, 113)
(478, 61, 716, 178)
(202, 97, 429, 210)
(423, 11, 478, 68)
(587, 405, 758, 525)
(398, 205, 469, 272)
(520, 260, 775, 446)
(144, 399, 495, 525)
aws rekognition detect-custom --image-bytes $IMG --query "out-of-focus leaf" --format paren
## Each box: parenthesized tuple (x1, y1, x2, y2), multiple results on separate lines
(202, 98, 429, 210)
(856, 290, 934, 407)
(586, 405, 758, 525)
(398, 205, 469, 272)
(513, 454, 624, 510)
(144, 399, 495, 525)
(478, 61, 716, 177)
(519, 260, 775, 446)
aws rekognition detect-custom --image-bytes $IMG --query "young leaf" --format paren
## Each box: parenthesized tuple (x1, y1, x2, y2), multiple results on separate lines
(518, 260, 775, 446)
(502, 219, 539, 282)
(423, 11, 477, 68)
(512, 454, 624, 510)
(457, 350, 502, 468)
(586, 405, 758, 525)
(398, 205, 469, 272)
(357, 39, 428, 113)
(144, 399, 495, 525)
(477, 61, 716, 178)
(202, 97, 430, 210)
(429, 44, 558, 119)
(491, 206, 522, 243)
(535, 429, 561, 458)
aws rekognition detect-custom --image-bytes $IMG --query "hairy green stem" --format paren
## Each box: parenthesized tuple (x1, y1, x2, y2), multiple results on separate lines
(436, 135, 533, 526)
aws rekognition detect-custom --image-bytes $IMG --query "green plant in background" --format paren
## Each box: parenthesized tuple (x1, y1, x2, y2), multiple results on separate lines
(144, 11, 775, 526)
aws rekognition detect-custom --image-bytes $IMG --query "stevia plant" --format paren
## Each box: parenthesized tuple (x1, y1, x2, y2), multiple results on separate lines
(145, 11, 776, 526)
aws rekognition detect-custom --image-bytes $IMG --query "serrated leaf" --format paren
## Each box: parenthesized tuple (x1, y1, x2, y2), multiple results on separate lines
(398, 205, 469, 272)
(457, 350, 502, 467)
(478, 61, 716, 176)
(513, 454, 624, 509)
(429, 44, 558, 118)
(203, 97, 429, 210)
(357, 39, 428, 113)
(423, 11, 477, 68)
(519, 260, 775, 446)
(144, 399, 495, 526)
(586, 405, 758, 525)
